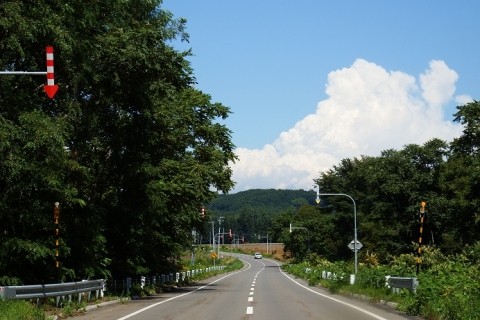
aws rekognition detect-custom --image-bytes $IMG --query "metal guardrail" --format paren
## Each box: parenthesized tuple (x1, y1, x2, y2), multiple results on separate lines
(0, 265, 228, 302)
(0, 279, 104, 303)
(386, 276, 418, 293)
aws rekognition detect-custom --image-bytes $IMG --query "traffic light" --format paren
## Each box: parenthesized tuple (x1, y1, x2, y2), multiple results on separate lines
(229, 229, 232, 238)
(200, 207, 205, 218)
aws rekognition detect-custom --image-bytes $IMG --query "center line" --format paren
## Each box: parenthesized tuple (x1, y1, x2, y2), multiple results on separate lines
(246, 306, 253, 315)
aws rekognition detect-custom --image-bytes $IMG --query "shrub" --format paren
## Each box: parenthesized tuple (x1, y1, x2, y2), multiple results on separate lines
(284, 249, 480, 320)
(0, 300, 45, 320)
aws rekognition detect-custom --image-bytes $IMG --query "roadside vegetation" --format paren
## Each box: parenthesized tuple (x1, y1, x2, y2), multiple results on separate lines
(1, 248, 241, 319)
(0, 300, 45, 320)
(128, 249, 243, 299)
(1, 1, 479, 320)
(284, 243, 480, 320)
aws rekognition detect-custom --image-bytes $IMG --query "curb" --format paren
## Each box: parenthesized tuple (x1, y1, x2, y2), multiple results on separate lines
(84, 298, 126, 311)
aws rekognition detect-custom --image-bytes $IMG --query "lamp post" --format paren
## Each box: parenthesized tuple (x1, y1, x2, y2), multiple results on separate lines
(316, 188, 359, 274)
(257, 234, 270, 254)
(289, 224, 310, 253)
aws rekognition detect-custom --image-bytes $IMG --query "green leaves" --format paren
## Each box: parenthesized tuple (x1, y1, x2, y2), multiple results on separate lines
(0, 0, 236, 282)
(316, 133, 478, 261)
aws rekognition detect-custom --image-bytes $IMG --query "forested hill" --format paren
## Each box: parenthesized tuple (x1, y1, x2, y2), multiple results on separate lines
(205, 189, 316, 243)
(208, 189, 316, 215)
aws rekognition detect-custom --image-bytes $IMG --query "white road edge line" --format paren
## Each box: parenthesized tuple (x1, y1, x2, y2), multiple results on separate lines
(116, 259, 252, 320)
(276, 262, 388, 320)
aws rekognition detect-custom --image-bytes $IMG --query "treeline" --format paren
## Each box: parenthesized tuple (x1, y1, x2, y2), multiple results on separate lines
(308, 101, 480, 262)
(1, 1, 479, 287)
(206, 189, 315, 242)
(0, 1, 235, 284)
(210, 102, 480, 264)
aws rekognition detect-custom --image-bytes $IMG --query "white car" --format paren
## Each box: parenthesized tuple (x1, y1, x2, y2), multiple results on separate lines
(254, 252, 262, 259)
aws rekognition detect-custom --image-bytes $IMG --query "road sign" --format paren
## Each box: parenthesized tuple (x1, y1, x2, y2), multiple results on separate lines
(348, 240, 363, 251)
(211, 252, 217, 259)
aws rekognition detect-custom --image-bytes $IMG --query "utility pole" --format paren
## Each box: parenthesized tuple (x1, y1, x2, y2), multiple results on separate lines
(217, 217, 224, 257)
(210, 221, 215, 253)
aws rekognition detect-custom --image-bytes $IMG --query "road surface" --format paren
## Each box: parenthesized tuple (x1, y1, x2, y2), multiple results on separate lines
(70, 254, 420, 320)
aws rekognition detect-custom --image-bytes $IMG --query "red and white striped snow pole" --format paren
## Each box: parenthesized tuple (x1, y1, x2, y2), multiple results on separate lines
(43, 46, 59, 99)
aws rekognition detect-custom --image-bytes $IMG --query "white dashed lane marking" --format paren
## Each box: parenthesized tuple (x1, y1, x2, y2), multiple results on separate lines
(245, 260, 266, 316)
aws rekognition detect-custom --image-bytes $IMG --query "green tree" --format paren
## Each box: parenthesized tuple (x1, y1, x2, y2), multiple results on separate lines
(315, 139, 449, 262)
(437, 100, 480, 254)
(0, 1, 235, 283)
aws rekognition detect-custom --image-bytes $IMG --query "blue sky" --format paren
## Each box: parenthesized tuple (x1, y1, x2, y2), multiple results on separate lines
(162, 0, 480, 192)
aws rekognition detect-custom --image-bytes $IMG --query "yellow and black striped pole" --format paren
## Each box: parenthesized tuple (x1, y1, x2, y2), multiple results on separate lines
(53, 202, 60, 278)
(416, 201, 426, 275)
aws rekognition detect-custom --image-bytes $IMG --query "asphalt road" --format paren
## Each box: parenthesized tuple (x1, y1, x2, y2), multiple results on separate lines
(70, 254, 421, 320)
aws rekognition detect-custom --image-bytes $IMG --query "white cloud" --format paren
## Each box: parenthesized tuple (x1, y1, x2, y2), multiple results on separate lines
(420, 60, 458, 109)
(455, 94, 473, 107)
(230, 59, 464, 193)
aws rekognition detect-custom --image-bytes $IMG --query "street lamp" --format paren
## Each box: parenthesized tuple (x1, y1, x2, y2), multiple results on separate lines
(289, 223, 310, 253)
(316, 188, 359, 274)
(257, 234, 270, 254)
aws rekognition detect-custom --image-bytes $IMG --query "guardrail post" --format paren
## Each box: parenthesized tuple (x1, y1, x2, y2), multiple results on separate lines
(101, 280, 105, 298)
(126, 277, 131, 295)
(0, 287, 16, 299)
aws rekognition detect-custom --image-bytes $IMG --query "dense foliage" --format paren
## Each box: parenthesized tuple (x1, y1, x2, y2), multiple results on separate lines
(0, 1, 235, 284)
(310, 102, 480, 263)
(0, 299, 45, 320)
(284, 243, 480, 320)
(207, 189, 314, 243)
(1, 0, 479, 296)
(212, 102, 480, 266)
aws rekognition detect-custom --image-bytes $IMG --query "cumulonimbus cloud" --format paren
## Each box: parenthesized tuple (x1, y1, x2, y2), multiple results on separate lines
(230, 59, 468, 193)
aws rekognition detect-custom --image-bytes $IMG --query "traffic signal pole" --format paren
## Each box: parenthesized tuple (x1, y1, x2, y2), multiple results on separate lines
(416, 201, 426, 274)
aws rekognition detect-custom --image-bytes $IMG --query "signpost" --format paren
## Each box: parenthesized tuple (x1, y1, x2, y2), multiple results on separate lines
(0, 46, 59, 99)
(211, 251, 217, 267)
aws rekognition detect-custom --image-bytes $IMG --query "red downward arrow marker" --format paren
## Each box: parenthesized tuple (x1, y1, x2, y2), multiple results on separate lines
(44, 85, 59, 99)
(43, 46, 59, 99)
